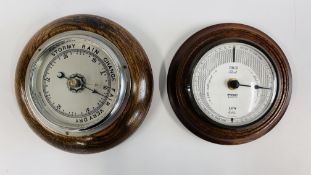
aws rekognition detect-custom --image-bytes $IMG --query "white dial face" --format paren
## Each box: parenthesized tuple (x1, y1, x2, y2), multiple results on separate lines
(191, 42, 277, 126)
(25, 31, 130, 136)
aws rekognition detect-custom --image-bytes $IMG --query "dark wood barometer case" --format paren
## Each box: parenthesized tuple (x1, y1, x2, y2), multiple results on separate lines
(167, 23, 291, 144)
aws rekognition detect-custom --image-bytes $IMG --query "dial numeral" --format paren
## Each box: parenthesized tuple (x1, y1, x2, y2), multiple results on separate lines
(92, 57, 97, 63)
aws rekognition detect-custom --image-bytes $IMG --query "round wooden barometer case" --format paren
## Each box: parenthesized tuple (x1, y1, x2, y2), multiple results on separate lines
(15, 14, 153, 153)
(167, 23, 291, 144)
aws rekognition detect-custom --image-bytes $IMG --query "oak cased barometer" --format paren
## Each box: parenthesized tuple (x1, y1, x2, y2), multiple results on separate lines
(15, 14, 153, 153)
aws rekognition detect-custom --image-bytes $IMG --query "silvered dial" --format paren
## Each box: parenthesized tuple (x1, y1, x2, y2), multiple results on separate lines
(191, 42, 277, 126)
(25, 30, 130, 136)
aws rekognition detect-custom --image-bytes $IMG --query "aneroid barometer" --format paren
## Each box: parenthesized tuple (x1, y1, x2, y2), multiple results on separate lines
(15, 15, 153, 153)
(167, 23, 291, 144)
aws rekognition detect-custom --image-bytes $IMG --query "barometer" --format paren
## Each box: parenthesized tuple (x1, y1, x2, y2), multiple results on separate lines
(167, 23, 291, 144)
(15, 14, 153, 153)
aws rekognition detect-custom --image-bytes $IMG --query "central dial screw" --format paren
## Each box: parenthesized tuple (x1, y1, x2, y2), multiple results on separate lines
(227, 78, 240, 90)
(67, 74, 86, 93)
(68, 79, 80, 88)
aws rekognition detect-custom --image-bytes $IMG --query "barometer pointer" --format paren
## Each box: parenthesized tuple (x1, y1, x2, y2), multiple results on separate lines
(86, 87, 112, 100)
(57, 71, 106, 96)
(227, 79, 271, 90)
(254, 85, 271, 90)
(240, 83, 271, 90)
(239, 84, 251, 87)
(57, 72, 67, 79)
(85, 87, 105, 97)
(240, 84, 271, 89)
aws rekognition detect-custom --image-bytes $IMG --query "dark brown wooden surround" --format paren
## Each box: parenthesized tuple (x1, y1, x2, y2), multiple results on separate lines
(15, 14, 153, 153)
(167, 23, 292, 145)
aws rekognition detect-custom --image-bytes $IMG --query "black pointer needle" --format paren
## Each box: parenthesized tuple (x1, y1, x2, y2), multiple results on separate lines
(57, 72, 107, 97)
(57, 72, 68, 79)
(90, 88, 112, 100)
(240, 84, 271, 89)
(83, 85, 106, 97)
(227, 79, 250, 89)
(254, 85, 271, 90)
(239, 84, 251, 87)
(91, 88, 111, 100)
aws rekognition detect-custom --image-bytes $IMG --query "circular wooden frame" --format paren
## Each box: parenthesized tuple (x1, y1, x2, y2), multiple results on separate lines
(15, 14, 153, 153)
(167, 23, 291, 145)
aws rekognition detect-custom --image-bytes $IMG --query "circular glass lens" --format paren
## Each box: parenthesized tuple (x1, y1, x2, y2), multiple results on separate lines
(191, 42, 277, 126)
(25, 30, 130, 136)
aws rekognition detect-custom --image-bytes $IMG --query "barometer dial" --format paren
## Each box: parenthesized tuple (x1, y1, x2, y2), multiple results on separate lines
(191, 42, 277, 126)
(15, 15, 153, 153)
(167, 23, 291, 144)
(26, 31, 126, 136)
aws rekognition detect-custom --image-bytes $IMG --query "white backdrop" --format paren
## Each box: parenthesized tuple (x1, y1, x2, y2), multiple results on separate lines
(0, 0, 310, 174)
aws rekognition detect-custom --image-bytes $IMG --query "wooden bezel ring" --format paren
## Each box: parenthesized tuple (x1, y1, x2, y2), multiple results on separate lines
(15, 14, 153, 153)
(167, 23, 291, 145)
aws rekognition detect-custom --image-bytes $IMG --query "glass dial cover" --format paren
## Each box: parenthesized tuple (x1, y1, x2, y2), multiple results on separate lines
(191, 42, 277, 126)
(25, 30, 130, 136)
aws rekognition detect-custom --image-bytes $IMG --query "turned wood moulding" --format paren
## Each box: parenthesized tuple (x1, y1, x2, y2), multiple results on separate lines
(15, 14, 153, 153)
(167, 23, 292, 145)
